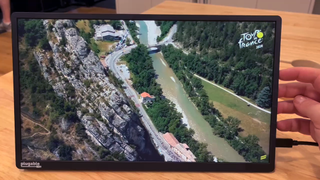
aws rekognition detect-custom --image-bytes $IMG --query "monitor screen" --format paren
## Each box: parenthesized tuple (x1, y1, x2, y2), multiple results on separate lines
(18, 19, 275, 164)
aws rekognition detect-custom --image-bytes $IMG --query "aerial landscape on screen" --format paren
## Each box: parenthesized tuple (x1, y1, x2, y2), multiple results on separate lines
(18, 18, 275, 162)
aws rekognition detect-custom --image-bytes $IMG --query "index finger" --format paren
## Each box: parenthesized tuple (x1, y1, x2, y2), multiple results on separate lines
(280, 67, 320, 91)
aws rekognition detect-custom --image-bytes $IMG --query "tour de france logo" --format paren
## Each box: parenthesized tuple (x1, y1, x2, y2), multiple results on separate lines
(238, 30, 264, 49)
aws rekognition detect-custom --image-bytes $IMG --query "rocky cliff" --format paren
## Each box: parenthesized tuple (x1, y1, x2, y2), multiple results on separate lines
(33, 19, 152, 161)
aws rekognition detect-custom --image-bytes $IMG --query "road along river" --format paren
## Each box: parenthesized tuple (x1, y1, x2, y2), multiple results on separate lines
(137, 20, 245, 162)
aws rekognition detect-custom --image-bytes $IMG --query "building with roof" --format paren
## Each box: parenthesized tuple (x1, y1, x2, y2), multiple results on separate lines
(162, 132, 196, 162)
(94, 24, 122, 41)
(140, 92, 155, 104)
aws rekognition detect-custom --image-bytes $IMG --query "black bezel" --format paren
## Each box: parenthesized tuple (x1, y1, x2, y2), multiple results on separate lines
(12, 13, 281, 172)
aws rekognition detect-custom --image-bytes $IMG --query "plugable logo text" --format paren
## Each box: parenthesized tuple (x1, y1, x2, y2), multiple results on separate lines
(20, 162, 42, 168)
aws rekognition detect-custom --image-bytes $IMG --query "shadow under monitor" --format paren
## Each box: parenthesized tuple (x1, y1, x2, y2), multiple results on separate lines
(281, 60, 320, 69)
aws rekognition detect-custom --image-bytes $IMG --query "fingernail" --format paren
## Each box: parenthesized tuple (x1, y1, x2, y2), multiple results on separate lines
(295, 95, 306, 104)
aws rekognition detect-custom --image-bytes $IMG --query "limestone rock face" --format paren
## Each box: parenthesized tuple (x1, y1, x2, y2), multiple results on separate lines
(33, 19, 150, 161)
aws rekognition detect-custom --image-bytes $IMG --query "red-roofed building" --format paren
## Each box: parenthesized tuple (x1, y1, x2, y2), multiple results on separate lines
(182, 143, 189, 150)
(141, 92, 152, 98)
(163, 132, 179, 147)
(162, 132, 196, 162)
(140, 92, 155, 104)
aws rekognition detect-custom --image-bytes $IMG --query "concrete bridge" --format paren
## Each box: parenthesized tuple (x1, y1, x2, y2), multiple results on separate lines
(148, 44, 162, 49)
(147, 45, 162, 53)
(147, 39, 173, 53)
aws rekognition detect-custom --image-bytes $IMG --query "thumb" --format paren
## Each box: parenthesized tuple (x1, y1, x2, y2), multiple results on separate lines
(293, 95, 320, 128)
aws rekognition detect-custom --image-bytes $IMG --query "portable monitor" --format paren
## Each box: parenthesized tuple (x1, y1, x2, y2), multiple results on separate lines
(12, 13, 281, 172)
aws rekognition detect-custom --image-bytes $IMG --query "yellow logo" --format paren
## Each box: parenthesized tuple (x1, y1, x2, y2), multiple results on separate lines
(257, 32, 264, 39)
(260, 155, 267, 160)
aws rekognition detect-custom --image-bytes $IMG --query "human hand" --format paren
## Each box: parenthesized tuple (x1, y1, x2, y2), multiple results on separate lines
(277, 67, 320, 144)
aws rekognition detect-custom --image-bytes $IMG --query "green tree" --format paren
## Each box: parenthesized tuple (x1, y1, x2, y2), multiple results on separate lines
(84, 80, 92, 88)
(126, 37, 131, 46)
(75, 123, 88, 140)
(59, 36, 67, 46)
(48, 23, 54, 32)
(237, 135, 265, 162)
(155, 21, 162, 26)
(23, 20, 46, 47)
(59, 144, 73, 160)
(99, 20, 107, 25)
(89, 39, 100, 55)
(205, 114, 218, 127)
(223, 117, 241, 139)
(103, 155, 115, 161)
(88, 20, 96, 29)
(157, 21, 176, 42)
(48, 135, 60, 152)
(110, 20, 122, 30)
(33, 107, 41, 117)
(124, 21, 140, 44)
(18, 19, 26, 36)
(79, 29, 91, 43)
(256, 86, 271, 108)
(39, 38, 51, 50)
(124, 44, 162, 96)
(64, 111, 79, 123)
(98, 147, 110, 159)
(213, 121, 226, 137)
(112, 152, 127, 161)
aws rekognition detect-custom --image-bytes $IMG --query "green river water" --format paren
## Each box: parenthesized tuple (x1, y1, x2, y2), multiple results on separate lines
(137, 21, 245, 162)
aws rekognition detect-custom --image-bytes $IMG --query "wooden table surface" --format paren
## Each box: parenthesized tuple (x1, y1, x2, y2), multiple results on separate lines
(0, 32, 12, 76)
(1, 1, 320, 179)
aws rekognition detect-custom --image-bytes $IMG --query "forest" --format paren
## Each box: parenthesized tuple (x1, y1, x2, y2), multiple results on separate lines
(124, 44, 214, 162)
(18, 19, 47, 47)
(155, 21, 176, 42)
(20, 47, 80, 160)
(123, 45, 162, 97)
(173, 21, 275, 108)
(125, 20, 140, 44)
(162, 45, 267, 162)
(18, 20, 78, 124)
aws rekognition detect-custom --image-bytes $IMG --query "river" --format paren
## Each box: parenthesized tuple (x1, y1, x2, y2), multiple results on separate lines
(137, 21, 245, 162)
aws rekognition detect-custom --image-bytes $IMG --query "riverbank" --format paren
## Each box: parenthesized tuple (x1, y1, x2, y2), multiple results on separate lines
(158, 24, 177, 44)
(157, 53, 190, 129)
(167, 96, 190, 129)
(145, 20, 161, 46)
(135, 22, 140, 39)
